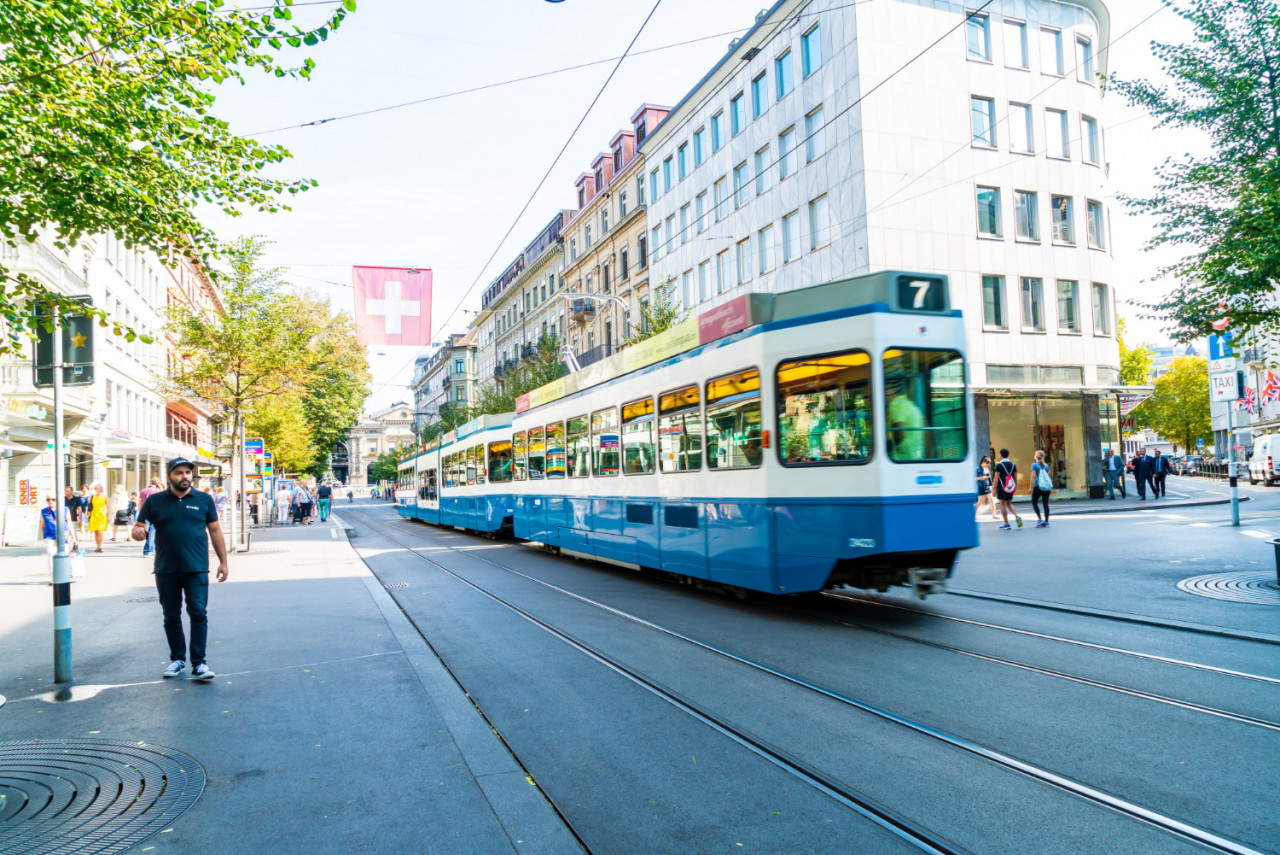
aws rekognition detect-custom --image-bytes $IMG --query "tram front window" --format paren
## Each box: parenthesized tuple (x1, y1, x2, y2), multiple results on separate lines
(777, 350, 872, 465)
(883, 348, 967, 462)
(706, 369, 762, 470)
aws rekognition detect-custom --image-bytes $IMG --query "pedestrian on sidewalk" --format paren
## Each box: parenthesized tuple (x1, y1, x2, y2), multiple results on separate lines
(132, 457, 228, 682)
(1133, 447, 1154, 500)
(993, 449, 1023, 530)
(974, 456, 999, 520)
(64, 485, 81, 533)
(275, 483, 291, 525)
(1102, 449, 1125, 499)
(138, 477, 163, 556)
(297, 483, 314, 524)
(1031, 450, 1053, 527)
(110, 484, 130, 541)
(88, 484, 109, 552)
(78, 485, 91, 537)
(1152, 449, 1169, 498)
(347, 487, 354, 503)
(42, 496, 76, 573)
(213, 485, 228, 518)
(316, 481, 332, 522)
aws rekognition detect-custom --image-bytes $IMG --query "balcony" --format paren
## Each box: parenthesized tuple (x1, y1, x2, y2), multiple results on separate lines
(577, 343, 614, 368)
(521, 344, 536, 361)
(570, 299, 597, 321)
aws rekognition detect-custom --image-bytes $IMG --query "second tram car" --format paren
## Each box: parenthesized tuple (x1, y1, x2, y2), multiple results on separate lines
(399, 270, 977, 597)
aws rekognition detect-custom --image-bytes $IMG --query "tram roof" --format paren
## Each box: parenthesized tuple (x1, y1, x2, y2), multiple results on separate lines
(517, 269, 952, 414)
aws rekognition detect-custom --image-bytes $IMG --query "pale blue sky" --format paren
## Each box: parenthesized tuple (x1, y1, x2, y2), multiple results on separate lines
(205, 0, 1195, 411)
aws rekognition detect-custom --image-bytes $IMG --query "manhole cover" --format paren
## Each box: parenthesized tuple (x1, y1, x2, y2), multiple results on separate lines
(0, 739, 204, 854)
(383, 582, 409, 589)
(1177, 572, 1280, 605)
(123, 597, 159, 603)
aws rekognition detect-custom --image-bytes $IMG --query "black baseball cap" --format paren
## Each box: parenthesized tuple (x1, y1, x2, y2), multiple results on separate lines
(167, 457, 194, 473)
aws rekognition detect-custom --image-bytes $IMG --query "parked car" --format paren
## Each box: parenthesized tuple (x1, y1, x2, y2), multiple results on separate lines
(1179, 456, 1201, 476)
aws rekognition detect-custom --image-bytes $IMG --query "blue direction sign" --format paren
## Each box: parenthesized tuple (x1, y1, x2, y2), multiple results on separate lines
(1208, 332, 1234, 360)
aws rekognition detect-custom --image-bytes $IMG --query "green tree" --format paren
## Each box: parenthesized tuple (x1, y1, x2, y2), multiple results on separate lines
(457, 332, 567, 425)
(369, 451, 400, 483)
(1117, 317, 1156, 385)
(1109, 0, 1280, 347)
(246, 392, 313, 473)
(1131, 355, 1213, 451)
(625, 276, 692, 345)
(0, 0, 354, 354)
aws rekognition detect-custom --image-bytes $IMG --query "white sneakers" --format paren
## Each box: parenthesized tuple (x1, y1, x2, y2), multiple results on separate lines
(163, 660, 216, 680)
(192, 664, 215, 681)
(163, 660, 185, 678)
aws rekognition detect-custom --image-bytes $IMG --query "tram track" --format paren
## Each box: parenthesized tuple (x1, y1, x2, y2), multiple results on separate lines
(346, 507, 1273, 855)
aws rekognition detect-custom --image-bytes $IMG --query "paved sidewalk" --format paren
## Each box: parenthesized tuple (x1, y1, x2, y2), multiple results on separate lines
(977, 477, 1248, 519)
(0, 513, 581, 855)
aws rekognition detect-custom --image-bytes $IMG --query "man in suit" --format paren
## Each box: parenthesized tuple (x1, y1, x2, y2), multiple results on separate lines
(1151, 449, 1169, 498)
(1133, 447, 1154, 500)
(1102, 449, 1125, 499)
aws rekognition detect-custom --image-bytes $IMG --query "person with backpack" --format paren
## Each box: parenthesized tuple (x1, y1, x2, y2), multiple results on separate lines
(993, 449, 1023, 530)
(1030, 449, 1053, 527)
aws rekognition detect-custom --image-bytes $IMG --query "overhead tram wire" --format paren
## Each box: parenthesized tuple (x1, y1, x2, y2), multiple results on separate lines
(247, 25, 748, 136)
(373, 0, 668, 392)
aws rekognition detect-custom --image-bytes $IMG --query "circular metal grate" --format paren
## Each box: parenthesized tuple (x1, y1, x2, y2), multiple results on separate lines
(0, 739, 205, 854)
(1176, 572, 1280, 605)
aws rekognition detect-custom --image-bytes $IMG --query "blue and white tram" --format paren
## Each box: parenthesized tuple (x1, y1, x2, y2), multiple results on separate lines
(507, 270, 976, 597)
(399, 414, 516, 534)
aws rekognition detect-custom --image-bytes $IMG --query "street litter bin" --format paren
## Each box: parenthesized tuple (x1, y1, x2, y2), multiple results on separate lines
(1270, 539, 1280, 584)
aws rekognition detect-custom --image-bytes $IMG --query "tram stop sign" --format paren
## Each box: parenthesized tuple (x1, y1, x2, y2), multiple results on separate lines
(32, 297, 95, 388)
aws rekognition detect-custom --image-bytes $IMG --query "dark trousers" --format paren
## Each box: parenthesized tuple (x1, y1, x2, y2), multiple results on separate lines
(156, 572, 209, 665)
(1138, 474, 1154, 498)
(1031, 487, 1051, 520)
(1153, 473, 1167, 497)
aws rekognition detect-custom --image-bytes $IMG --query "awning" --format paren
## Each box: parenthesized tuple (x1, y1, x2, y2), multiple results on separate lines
(0, 438, 39, 455)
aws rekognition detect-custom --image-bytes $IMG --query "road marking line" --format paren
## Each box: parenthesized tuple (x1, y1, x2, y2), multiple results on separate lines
(330, 529, 337, 539)
(1191, 523, 1212, 528)
(1244, 530, 1274, 539)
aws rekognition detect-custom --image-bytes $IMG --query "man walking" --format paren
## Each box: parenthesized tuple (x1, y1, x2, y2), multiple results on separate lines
(316, 481, 332, 522)
(1102, 449, 1125, 499)
(1152, 449, 1168, 498)
(137, 477, 163, 556)
(1133, 447, 1154, 500)
(132, 458, 228, 681)
(993, 448, 1023, 530)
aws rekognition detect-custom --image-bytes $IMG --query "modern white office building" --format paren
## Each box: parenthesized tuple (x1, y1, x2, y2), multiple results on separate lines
(641, 0, 1120, 496)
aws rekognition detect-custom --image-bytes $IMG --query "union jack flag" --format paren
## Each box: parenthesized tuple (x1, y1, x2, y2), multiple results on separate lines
(1237, 385, 1258, 414)
(1262, 371, 1280, 406)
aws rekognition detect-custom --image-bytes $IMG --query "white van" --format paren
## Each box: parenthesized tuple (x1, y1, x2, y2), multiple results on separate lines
(1249, 435, 1280, 485)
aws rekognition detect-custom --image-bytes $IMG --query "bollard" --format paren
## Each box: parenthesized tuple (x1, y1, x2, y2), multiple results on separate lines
(1271, 539, 1280, 585)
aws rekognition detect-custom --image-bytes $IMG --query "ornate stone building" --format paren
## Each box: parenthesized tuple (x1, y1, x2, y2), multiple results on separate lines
(338, 402, 416, 487)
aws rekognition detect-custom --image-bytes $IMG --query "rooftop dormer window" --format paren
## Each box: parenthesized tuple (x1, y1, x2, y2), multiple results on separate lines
(594, 168, 604, 190)
(613, 146, 623, 172)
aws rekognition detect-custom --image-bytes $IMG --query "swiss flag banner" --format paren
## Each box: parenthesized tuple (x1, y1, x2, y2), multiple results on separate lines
(352, 266, 433, 346)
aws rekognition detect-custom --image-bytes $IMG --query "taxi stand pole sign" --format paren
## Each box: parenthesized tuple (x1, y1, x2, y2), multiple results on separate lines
(1209, 339, 1241, 526)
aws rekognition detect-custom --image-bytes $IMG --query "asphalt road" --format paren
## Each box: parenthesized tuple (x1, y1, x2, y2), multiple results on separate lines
(343, 480, 1280, 855)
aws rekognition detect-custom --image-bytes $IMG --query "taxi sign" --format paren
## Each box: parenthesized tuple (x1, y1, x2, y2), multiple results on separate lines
(1210, 370, 1239, 402)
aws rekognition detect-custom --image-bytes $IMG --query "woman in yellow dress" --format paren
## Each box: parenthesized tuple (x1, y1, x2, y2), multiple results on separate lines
(88, 484, 109, 552)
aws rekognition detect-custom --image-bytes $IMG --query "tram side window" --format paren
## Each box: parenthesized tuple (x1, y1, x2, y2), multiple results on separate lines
(592, 408, 620, 476)
(545, 422, 566, 478)
(426, 467, 437, 500)
(622, 398, 656, 475)
(658, 386, 702, 472)
(883, 348, 967, 462)
(513, 432, 528, 481)
(442, 454, 452, 489)
(567, 416, 591, 478)
(529, 427, 548, 479)
(777, 350, 873, 465)
(488, 440, 513, 483)
(474, 445, 486, 484)
(466, 447, 476, 485)
(706, 369, 763, 470)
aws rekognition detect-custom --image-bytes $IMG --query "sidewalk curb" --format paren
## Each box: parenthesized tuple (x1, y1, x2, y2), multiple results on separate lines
(335, 513, 584, 855)
(1047, 495, 1250, 516)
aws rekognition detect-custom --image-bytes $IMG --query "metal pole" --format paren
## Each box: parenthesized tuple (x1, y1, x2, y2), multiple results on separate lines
(239, 418, 247, 543)
(51, 307, 72, 683)
(1227, 400, 1240, 526)
(226, 414, 237, 552)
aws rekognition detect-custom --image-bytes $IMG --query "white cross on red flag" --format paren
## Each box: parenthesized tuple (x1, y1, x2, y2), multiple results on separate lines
(352, 266, 433, 346)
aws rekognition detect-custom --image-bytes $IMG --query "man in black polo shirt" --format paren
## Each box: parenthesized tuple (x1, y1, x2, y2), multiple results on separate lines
(132, 457, 229, 681)
(316, 481, 332, 522)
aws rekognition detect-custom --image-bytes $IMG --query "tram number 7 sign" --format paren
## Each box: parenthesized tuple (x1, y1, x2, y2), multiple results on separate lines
(1210, 370, 1239, 402)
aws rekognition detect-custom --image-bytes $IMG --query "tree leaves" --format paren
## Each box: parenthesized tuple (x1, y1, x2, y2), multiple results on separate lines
(625, 276, 692, 346)
(1130, 356, 1213, 452)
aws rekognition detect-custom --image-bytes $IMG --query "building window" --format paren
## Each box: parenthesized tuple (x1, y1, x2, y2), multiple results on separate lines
(664, 215, 675, 252)
(619, 189, 628, 218)
(698, 260, 710, 302)
(651, 225, 661, 261)
(1092, 282, 1111, 335)
(1086, 199, 1105, 249)
(693, 127, 706, 166)
(695, 191, 708, 233)
(1051, 195, 1074, 244)
(663, 156, 674, 192)
(649, 168, 660, 201)
(601, 206, 609, 233)
(454, 358, 465, 373)
(1041, 27, 1064, 75)
(754, 145, 770, 195)
(732, 91, 748, 134)
(1057, 280, 1080, 333)
(1021, 277, 1045, 331)
(1009, 102, 1034, 153)
(679, 203, 690, 244)
(1014, 190, 1039, 241)
(976, 186, 1002, 237)
(714, 176, 729, 221)
(613, 146, 623, 172)
(802, 24, 822, 77)
(711, 111, 724, 151)
(1077, 36, 1096, 83)
(805, 106, 825, 162)
(966, 11, 991, 60)
(736, 237, 752, 283)
(716, 249, 730, 293)
(971, 96, 996, 147)
(636, 175, 646, 206)
(585, 224, 592, 248)
(779, 127, 796, 180)
(809, 194, 830, 249)
(637, 235, 647, 268)
(1046, 108, 1070, 158)
(594, 168, 603, 190)
(750, 74, 767, 120)
(1081, 115, 1101, 164)
(677, 142, 689, 180)
(620, 247, 629, 280)
(775, 49, 794, 97)
(982, 274, 1007, 329)
(681, 270, 693, 307)
(1004, 19, 1028, 68)
(733, 161, 749, 208)
(569, 237, 577, 261)
(782, 210, 801, 262)
(758, 224, 776, 272)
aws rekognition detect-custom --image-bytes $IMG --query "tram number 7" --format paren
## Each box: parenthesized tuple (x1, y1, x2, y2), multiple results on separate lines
(908, 280, 931, 309)
(896, 276, 945, 313)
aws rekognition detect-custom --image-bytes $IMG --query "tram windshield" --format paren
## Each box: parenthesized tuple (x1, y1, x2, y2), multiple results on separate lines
(777, 350, 872, 465)
(883, 348, 966, 462)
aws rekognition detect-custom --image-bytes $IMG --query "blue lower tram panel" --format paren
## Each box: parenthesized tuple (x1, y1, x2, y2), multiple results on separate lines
(511, 494, 977, 594)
